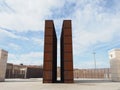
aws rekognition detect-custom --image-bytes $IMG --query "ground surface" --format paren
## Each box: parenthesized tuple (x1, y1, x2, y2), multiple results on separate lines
(0, 78, 120, 90)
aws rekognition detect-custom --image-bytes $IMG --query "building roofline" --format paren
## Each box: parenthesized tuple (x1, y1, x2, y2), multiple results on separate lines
(0, 48, 8, 53)
(108, 48, 120, 53)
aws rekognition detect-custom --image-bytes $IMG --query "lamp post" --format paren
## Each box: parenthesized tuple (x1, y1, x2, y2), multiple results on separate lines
(93, 52, 96, 69)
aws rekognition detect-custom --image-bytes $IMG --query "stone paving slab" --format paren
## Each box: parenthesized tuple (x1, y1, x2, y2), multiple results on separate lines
(0, 79, 120, 90)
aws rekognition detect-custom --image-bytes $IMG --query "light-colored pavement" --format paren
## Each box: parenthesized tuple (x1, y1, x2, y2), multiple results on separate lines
(0, 79, 120, 90)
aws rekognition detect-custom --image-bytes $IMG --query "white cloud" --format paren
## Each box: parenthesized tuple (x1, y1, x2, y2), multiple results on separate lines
(8, 52, 43, 65)
(8, 43, 21, 50)
(0, 29, 19, 39)
(31, 37, 44, 46)
(0, 29, 29, 40)
(1, 0, 120, 68)
(71, 1, 120, 55)
(0, 0, 65, 32)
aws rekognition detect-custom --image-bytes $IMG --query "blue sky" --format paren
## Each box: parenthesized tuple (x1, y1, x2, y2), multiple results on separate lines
(0, 0, 120, 69)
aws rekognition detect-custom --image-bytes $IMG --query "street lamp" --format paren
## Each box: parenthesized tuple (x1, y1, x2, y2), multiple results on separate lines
(93, 52, 96, 69)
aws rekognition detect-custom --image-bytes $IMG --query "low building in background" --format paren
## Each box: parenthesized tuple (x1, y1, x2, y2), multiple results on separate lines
(5, 63, 43, 79)
(26, 66, 43, 78)
(57, 67, 110, 79)
(6, 63, 13, 78)
(12, 64, 27, 78)
(5, 63, 110, 79)
(74, 68, 110, 79)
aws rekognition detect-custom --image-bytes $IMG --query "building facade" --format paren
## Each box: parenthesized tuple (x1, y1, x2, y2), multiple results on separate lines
(0, 49, 8, 81)
(109, 49, 120, 81)
(74, 68, 110, 79)
(5, 63, 110, 79)
(5, 63, 43, 79)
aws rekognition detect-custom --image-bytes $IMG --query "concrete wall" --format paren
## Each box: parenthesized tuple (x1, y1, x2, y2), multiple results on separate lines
(109, 49, 120, 81)
(74, 68, 110, 79)
(0, 49, 8, 81)
(26, 67, 43, 78)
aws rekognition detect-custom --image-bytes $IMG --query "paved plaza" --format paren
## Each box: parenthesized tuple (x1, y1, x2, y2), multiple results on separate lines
(0, 79, 120, 90)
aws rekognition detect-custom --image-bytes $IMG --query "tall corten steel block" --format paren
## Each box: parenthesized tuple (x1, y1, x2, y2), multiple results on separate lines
(43, 20, 73, 83)
(60, 20, 74, 83)
(43, 20, 57, 83)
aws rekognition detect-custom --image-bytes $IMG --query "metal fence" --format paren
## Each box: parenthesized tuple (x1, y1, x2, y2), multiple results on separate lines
(74, 68, 111, 79)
